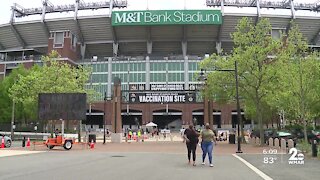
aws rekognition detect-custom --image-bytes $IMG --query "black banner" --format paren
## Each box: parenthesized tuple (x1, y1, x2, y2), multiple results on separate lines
(38, 93, 87, 120)
(150, 84, 184, 91)
(129, 92, 195, 103)
(129, 84, 145, 91)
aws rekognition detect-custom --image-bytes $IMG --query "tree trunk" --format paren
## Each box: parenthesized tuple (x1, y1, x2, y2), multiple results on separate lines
(257, 102, 264, 146)
(251, 119, 254, 129)
(303, 118, 308, 142)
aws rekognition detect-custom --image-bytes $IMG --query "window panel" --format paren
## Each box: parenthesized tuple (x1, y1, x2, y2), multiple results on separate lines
(168, 62, 184, 71)
(129, 63, 134, 71)
(112, 64, 116, 72)
(139, 73, 145, 82)
(151, 62, 167, 71)
(188, 62, 200, 71)
(189, 73, 199, 82)
(54, 32, 64, 46)
(140, 63, 146, 71)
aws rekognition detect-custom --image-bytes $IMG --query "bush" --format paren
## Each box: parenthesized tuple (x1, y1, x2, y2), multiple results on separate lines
(296, 140, 311, 154)
(285, 124, 315, 131)
(285, 124, 303, 131)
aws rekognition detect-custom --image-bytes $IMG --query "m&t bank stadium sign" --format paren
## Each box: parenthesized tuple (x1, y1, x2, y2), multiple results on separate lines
(112, 10, 222, 26)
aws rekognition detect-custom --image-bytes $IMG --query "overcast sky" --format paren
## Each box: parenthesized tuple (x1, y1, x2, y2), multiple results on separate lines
(0, 0, 319, 24)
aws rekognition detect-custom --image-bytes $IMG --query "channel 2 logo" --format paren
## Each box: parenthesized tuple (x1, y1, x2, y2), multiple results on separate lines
(288, 148, 304, 165)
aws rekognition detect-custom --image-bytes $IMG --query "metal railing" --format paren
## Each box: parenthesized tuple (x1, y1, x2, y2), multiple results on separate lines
(206, 0, 320, 11)
(14, 0, 128, 18)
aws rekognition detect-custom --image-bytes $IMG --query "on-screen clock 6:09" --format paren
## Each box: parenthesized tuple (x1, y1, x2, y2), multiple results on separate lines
(263, 149, 277, 154)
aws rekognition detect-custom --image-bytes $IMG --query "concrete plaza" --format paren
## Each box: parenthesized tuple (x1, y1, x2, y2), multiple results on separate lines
(1, 141, 319, 180)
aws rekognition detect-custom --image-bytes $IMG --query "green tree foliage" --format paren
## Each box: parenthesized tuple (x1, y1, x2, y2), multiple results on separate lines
(270, 23, 320, 141)
(0, 65, 30, 124)
(9, 51, 92, 122)
(200, 18, 283, 145)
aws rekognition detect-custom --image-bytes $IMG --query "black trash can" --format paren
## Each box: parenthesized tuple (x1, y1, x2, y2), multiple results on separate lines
(88, 134, 96, 143)
(229, 134, 235, 144)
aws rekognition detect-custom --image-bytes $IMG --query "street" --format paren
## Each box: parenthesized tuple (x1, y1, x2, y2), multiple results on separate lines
(0, 142, 319, 180)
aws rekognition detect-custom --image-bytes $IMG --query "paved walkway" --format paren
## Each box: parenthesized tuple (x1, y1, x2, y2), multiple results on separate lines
(0, 149, 43, 158)
(10, 140, 266, 154)
(2, 141, 319, 180)
(0, 151, 266, 180)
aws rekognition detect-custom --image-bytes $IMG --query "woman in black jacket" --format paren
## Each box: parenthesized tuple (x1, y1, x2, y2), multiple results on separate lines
(183, 125, 200, 166)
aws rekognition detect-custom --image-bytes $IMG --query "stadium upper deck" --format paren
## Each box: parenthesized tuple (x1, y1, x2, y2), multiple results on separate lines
(0, 0, 319, 61)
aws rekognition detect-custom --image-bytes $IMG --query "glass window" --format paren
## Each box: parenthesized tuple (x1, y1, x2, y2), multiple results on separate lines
(188, 62, 194, 71)
(189, 73, 199, 82)
(168, 73, 174, 82)
(129, 73, 134, 82)
(139, 73, 146, 82)
(140, 63, 146, 71)
(112, 64, 116, 72)
(54, 32, 64, 47)
(71, 34, 77, 48)
(129, 63, 134, 71)
(91, 74, 107, 83)
(120, 63, 126, 71)
(114, 63, 119, 72)
(151, 73, 166, 82)
(151, 62, 167, 71)
(168, 73, 184, 82)
(97, 64, 101, 72)
(92, 64, 97, 72)
(121, 73, 128, 82)
(180, 73, 184, 81)
(168, 62, 184, 71)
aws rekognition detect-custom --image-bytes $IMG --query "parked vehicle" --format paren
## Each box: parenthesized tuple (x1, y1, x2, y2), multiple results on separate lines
(45, 135, 74, 150)
(251, 129, 275, 139)
(290, 129, 320, 143)
(269, 131, 299, 147)
(270, 131, 295, 140)
(0, 134, 12, 148)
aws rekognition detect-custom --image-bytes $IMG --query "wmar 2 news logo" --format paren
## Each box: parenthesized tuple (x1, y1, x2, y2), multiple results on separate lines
(288, 148, 304, 165)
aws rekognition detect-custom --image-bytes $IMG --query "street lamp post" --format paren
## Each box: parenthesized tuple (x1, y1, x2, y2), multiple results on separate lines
(200, 60, 242, 153)
(11, 100, 15, 141)
(234, 61, 243, 153)
(103, 91, 107, 144)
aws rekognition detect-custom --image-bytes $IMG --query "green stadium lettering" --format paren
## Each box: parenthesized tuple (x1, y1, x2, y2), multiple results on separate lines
(114, 12, 143, 23)
(144, 12, 172, 23)
(112, 10, 222, 26)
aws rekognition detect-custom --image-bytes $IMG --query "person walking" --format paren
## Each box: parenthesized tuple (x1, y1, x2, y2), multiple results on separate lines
(183, 125, 200, 166)
(128, 129, 132, 140)
(200, 123, 216, 167)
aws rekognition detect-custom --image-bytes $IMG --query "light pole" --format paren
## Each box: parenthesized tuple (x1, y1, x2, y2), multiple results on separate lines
(11, 100, 15, 141)
(199, 61, 242, 153)
(103, 91, 107, 144)
(234, 61, 242, 153)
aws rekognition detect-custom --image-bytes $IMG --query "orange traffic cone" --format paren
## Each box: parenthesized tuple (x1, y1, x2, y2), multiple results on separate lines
(26, 137, 30, 147)
(90, 139, 95, 149)
(1, 137, 4, 148)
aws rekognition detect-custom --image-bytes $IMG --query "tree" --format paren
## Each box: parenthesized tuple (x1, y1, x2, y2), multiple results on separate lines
(200, 17, 283, 145)
(9, 51, 92, 123)
(0, 65, 30, 124)
(270, 23, 320, 141)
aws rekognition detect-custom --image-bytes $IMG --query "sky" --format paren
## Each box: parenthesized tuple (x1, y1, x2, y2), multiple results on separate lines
(0, 0, 319, 25)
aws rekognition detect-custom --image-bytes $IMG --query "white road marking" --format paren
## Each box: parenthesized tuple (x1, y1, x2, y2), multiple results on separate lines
(0, 150, 43, 157)
(233, 154, 273, 180)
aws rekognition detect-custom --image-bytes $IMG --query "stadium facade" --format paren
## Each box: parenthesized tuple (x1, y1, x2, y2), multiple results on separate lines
(0, 0, 320, 131)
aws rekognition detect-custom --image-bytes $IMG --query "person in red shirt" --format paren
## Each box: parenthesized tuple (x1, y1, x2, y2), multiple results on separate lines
(183, 125, 200, 166)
